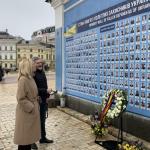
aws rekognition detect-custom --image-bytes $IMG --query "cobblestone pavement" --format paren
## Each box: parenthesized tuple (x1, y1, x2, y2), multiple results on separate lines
(0, 74, 105, 150)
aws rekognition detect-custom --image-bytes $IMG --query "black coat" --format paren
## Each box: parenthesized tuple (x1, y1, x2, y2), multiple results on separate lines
(34, 69, 49, 103)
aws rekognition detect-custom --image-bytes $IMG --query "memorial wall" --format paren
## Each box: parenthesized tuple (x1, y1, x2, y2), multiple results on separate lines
(64, 0, 150, 117)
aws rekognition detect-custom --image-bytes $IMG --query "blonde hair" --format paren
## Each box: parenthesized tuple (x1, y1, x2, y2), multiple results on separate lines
(18, 58, 33, 80)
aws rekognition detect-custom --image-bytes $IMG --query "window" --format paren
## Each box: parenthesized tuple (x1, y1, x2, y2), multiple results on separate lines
(30, 49, 32, 52)
(30, 54, 33, 58)
(5, 55, 7, 59)
(10, 55, 13, 60)
(38, 49, 40, 52)
(10, 64, 12, 68)
(46, 54, 48, 60)
(10, 46, 13, 51)
(18, 48, 20, 52)
(0, 55, 1, 59)
(18, 54, 20, 58)
(41, 55, 43, 59)
(5, 64, 7, 68)
(5, 46, 7, 50)
(0, 46, 1, 51)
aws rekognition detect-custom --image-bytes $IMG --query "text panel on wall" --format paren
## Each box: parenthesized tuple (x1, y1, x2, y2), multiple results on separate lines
(64, 0, 150, 117)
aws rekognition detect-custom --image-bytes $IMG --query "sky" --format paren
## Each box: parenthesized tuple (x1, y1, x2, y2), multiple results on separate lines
(0, 0, 55, 40)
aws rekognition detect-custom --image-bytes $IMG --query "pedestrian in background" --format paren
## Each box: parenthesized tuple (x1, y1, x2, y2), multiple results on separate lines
(0, 65, 4, 81)
(14, 58, 41, 150)
(31, 57, 53, 150)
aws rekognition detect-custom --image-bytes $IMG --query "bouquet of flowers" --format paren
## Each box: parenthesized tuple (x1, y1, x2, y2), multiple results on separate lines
(118, 140, 144, 150)
(91, 123, 108, 137)
(90, 112, 109, 137)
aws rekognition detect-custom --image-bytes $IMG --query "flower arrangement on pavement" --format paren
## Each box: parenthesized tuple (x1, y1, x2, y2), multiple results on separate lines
(91, 123, 108, 136)
(118, 140, 144, 150)
(58, 91, 66, 99)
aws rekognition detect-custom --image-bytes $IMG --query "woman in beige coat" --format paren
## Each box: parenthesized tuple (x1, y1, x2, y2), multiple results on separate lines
(14, 58, 40, 150)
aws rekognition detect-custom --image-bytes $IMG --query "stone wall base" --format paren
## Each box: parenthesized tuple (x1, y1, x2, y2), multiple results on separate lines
(66, 96, 150, 142)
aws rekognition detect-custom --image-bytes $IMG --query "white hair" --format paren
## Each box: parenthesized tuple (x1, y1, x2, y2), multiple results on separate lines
(18, 58, 33, 80)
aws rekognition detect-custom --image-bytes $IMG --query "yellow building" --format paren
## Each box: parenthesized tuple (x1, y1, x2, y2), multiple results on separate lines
(17, 40, 55, 70)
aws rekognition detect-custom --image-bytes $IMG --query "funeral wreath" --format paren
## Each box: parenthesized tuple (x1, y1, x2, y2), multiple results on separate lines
(91, 89, 128, 137)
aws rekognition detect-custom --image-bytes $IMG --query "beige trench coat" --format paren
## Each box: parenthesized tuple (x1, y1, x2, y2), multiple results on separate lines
(14, 76, 41, 145)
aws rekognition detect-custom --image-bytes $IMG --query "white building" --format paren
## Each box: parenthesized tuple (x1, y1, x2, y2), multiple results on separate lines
(31, 26, 55, 46)
(0, 31, 20, 69)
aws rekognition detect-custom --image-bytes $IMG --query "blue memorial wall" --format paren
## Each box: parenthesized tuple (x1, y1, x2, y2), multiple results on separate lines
(64, 0, 150, 118)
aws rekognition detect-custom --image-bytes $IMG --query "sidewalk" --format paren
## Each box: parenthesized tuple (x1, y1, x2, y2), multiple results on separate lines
(0, 106, 105, 150)
(0, 81, 105, 150)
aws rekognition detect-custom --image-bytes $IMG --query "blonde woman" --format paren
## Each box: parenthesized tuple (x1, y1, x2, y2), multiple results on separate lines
(14, 58, 40, 150)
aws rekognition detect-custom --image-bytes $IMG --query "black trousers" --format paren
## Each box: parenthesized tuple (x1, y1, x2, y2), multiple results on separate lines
(18, 145, 31, 150)
(40, 103, 48, 139)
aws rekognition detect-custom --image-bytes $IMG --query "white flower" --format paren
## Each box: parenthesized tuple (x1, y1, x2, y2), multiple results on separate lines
(115, 102, 119, 106)
(107, 110, 111, 114)
(123, 105, 126, 109)
(111, 114, 114, 118)
(117, 109, 120, 114)
(116, 97, 121, 100)
(115, 113, 118, 117)
(117, 106, 121, 110)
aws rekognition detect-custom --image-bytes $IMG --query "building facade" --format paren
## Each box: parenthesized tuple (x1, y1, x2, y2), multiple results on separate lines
(31, 26, 55, 70)
(17, 40, 55, 70)
(48, 0, 150, 142)
(0, 29, 55, 71)
(32, 26, 55, 45)
(0, 31, 19, 69)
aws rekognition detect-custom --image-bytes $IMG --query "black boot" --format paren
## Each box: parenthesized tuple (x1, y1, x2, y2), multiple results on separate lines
(39, 137, 53, 144)
(31, 143, 38, 149)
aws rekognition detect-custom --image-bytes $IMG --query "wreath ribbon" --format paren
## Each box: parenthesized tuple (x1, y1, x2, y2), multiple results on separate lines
(99, 91, 115, 124)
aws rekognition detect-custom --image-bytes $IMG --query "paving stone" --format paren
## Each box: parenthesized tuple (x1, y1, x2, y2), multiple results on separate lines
(0, 74, 105, 150)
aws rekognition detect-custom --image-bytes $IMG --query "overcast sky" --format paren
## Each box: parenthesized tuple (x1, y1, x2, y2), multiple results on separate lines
(0, 0, 55, 40)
